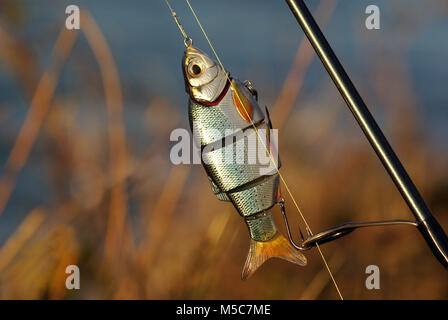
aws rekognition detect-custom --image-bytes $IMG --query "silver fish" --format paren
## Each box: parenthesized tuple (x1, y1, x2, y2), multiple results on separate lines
(182, 45, 307, 279)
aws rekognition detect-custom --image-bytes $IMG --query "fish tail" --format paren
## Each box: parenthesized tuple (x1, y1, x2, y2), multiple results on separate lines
(242, 232, 307, 280)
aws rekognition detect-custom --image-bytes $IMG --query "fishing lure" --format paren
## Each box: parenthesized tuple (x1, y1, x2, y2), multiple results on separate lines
(183, 45, 307, 279)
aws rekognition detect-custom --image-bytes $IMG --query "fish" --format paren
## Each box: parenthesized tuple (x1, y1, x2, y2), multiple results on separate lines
(182, 45, 307, 280)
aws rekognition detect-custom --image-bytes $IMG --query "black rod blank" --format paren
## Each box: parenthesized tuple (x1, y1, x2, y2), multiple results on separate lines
(285, 0, 448, 268)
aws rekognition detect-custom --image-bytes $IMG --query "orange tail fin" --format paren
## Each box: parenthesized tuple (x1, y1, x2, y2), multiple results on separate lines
(242, 232, 307, 280)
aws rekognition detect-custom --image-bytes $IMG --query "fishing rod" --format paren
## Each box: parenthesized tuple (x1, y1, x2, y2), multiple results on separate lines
(283, 0, 448, 269)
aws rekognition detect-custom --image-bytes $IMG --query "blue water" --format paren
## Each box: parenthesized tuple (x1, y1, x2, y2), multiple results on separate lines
(0, 0, 447, 240)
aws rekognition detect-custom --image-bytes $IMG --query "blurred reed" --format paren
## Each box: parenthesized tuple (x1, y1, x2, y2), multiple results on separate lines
(0, 27, 78, 217)
(80, 9, 132, 265)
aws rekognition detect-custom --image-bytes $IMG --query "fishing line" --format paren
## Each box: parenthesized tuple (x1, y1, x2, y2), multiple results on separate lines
(172, 0, 344, 299)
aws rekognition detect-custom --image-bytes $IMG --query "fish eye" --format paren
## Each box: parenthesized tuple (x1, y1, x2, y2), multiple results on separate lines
(192, 64, 201, 75)
(188, 61, 203, 77)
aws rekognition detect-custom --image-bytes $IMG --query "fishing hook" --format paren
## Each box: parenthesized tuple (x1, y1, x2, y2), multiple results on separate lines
(279, 197, 418, 250)
(278, 198, 310, 251)
(165, 0, 193, 47)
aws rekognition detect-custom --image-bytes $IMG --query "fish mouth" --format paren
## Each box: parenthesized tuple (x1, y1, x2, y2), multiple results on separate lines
(183, 46, 215, 70)
(183, 46, 202, 66)
(184, 45, 204, 58)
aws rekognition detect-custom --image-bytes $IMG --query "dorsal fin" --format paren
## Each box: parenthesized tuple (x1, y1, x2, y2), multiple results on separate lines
(231, 81, 253, 122)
